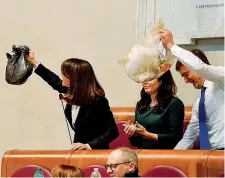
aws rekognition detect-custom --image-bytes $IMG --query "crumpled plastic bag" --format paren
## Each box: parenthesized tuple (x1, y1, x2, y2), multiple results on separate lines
(119, 19, 174, 83)
(5, 45, 33, 85)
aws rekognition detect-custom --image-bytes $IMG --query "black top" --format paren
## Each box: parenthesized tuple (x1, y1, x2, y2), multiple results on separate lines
(35, 64, 119, 149)
(130, 97, 184, 149)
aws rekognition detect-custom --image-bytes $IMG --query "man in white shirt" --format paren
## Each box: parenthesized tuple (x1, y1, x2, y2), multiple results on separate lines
(159, 29, 224, 150)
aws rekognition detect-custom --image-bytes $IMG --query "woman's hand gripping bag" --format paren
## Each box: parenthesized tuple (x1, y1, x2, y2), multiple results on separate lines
(5, 45, 33, 85)
(119, 19, 174, 83)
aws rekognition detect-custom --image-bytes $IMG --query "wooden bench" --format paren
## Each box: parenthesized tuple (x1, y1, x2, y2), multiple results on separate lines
(111, 106, 192, 122)
(1, 149, 223, 177)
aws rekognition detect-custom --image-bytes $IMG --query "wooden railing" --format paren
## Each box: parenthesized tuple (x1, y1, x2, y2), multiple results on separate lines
(2, 149, 224, 177)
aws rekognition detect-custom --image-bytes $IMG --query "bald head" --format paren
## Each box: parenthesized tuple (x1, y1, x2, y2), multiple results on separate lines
(106, 147, 138, 178)
(114, 147, 138, 166)
(108, 149, 123, 163)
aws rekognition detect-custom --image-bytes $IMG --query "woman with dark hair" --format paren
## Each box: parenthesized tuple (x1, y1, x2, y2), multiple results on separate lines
(28, 52, 118, 150)
(124, 70, 184, 149)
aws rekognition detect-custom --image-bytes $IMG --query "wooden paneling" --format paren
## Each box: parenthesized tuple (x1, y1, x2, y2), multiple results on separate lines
(111, 106, 193, 122)
(2, 149, 223, 177)
(207, 150, 224, 177)
(1, 150, 72, 177)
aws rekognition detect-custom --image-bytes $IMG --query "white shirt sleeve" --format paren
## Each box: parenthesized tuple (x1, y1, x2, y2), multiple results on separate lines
(171, 45, 224, 88)
(174, 101, 200, 150)
(85, 144, 92, 150)
(34, 62, 41, 71)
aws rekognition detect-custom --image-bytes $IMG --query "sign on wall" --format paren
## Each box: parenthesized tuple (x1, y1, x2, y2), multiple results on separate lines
(137, 0, 224, 45)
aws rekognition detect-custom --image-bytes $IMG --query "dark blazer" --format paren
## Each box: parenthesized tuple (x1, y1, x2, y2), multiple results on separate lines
(35, 64, 119, 149)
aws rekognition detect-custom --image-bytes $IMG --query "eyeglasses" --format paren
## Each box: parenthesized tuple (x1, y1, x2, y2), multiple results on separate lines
(104, 161, 131, 170)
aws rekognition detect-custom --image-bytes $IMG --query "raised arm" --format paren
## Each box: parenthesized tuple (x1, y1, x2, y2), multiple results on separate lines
(159, 29, 224, 88)
(35, 64, 67, 93)
(28, 51, 67, 93)
(171, 45, 224, 87)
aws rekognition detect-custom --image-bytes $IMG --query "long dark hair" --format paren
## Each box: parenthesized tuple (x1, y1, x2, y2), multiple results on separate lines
(137, 70, 177, 114)
(61, 58, 105, 105)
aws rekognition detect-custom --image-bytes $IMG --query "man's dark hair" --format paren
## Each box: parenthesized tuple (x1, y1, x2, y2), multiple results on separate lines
(175, 49, 211, 71)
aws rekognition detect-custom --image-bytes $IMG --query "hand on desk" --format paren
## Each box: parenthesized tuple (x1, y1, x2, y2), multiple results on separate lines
(71, 142, 91, 150)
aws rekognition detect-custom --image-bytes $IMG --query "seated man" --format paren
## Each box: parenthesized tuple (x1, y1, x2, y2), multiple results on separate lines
(105, 147, 140, 177)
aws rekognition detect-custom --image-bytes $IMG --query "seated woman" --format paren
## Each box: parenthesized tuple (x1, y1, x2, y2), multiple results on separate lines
(28, 52, 119, 150)
(52, 164, 84, 177)
(124, 70, 184, 149)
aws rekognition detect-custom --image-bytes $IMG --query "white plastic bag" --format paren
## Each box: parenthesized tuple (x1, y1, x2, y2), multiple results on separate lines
(119, 19, 174, 83)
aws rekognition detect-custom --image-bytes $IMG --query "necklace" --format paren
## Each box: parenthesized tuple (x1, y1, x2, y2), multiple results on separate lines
(150, 102, 158, 107)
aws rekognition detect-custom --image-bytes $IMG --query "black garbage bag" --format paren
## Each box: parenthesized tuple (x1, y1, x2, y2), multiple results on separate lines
(5, 45, 33, 85)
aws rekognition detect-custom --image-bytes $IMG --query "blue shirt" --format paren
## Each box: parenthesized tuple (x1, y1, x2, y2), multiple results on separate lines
(171, 45, 224, 150)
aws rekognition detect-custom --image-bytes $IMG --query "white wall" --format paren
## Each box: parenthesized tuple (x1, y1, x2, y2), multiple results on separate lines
(0, 0, 223, 172)
(0, 0, 139, 165)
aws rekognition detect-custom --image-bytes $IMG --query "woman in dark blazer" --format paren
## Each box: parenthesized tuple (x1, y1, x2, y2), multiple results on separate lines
(28, 52, 119, 150)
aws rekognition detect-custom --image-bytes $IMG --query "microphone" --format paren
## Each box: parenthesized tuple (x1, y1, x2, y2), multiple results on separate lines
(59, 94, 72, 144)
